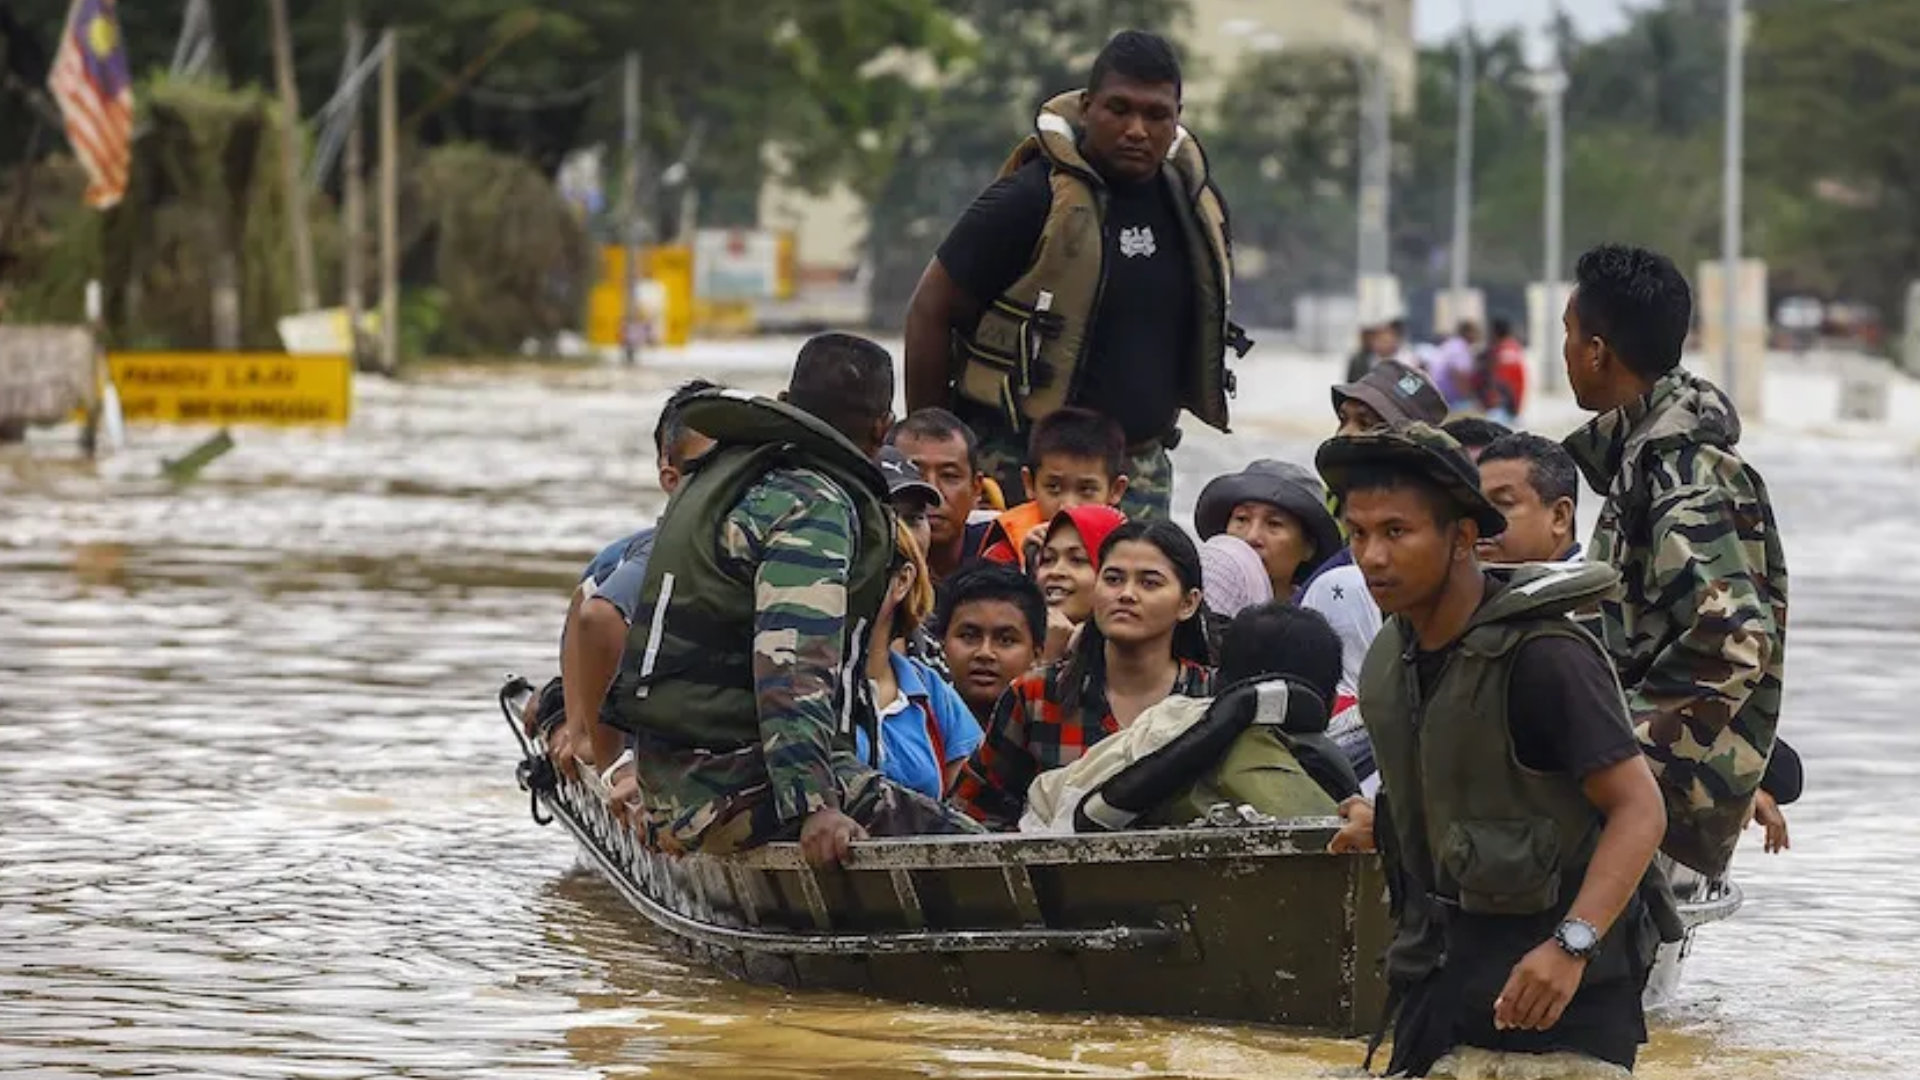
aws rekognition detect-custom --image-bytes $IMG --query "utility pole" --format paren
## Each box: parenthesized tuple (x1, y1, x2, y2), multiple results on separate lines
(1721, 0, 1746, 404)
(1353, 0, 1392, 303)
(1532, 54, 1567, 392)
(379, 29, 399, 374)
(343, 14, 366, 363)
(1448, 2, 1476, 323)
(620, 52, 643, 364)
(267, 0, 319, 312)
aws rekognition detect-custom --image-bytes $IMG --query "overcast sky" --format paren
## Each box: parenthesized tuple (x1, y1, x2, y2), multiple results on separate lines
(1417, 0, 1633, 59)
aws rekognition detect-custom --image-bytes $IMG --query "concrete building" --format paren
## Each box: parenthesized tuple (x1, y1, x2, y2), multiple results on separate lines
(1183, 0, 1416, 109)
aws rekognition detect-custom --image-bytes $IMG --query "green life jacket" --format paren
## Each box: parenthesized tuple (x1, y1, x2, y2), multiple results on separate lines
(954, 91, 1243, 435)
(1153, 726, 1347, 826)
(603, 391, 895, 753)
(1360, 563, 1621, 920)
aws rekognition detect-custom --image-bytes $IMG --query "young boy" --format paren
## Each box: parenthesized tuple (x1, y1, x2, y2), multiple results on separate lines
(978, 406, 1129, 568)
(935, 561, 1047, 724)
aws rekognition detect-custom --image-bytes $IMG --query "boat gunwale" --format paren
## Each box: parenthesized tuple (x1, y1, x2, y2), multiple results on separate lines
(555, 788, 1191, 956)
(725, 819, 1351, 870)
(548, 760, 1737, 927)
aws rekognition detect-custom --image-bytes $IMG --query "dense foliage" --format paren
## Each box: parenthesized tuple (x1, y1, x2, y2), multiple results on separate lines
(4, 0, 1917, 346)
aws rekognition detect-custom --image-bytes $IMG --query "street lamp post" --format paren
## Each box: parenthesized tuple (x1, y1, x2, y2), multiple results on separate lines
(1449, 3, 1476, 322)
(1351, 0, 1391, 306)
(1721, 0, 1747, 403)
(1537, 64, 1567, 390)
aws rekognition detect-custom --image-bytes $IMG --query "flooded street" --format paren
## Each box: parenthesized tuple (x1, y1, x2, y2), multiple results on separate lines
(4, 358, 1917, 1079)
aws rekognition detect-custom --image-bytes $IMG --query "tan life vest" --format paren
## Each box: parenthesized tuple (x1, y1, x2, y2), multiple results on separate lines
(953, 92, 1245, 436)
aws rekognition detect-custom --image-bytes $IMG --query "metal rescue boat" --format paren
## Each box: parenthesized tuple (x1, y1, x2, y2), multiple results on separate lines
(499, 678, 1738, 1034)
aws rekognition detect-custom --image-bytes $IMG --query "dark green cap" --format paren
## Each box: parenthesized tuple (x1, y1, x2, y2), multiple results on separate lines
(1315, 422, 1507, 537)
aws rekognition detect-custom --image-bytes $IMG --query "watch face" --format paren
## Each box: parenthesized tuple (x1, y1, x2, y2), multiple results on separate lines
(1560, 920, 1599, 953)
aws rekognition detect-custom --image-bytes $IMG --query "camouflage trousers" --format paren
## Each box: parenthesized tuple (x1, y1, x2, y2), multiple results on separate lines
(970, 416, 1174, 521)
(633, 746, 983, 856)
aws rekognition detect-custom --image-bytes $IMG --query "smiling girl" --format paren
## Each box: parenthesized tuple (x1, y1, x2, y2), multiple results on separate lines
(1032, 505, 1126, 662)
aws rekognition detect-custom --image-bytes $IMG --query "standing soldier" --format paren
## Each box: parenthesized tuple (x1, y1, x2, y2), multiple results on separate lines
(603, 334, 979, 867)
(903, 30, 1247, 520)
(1319, 425, 1671, 1077)
(1560, 244, 1789, 879)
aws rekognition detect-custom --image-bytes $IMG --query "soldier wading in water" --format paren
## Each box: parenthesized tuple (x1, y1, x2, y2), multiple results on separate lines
(904, 29, 1248, 520)
(1318, 425, 1676, 1077)
(602, 334, 980, 867)
(1559, 244, 1789, 881)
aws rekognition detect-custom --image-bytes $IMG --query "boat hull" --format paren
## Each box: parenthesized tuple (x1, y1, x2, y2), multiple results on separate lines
(501, 680, 1737, 1033)
(543, 768, 1394, 1034)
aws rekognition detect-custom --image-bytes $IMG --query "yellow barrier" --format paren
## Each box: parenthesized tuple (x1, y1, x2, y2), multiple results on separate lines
(591, 245, 692, 347)
(107, 352, 352, 426)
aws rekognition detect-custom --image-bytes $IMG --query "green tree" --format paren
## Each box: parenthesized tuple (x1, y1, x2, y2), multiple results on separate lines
(1748, 0, 1920, 326)
(1202, 48, 1363, 326)
(1563, 0, 1724, 138)
(3, 1, 956, 231)
(863, 1, 1188, 327)
(1394, 29, 1545, 313)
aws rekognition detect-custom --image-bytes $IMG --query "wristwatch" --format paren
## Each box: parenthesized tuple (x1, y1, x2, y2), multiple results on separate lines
(1554, 918, 1601, 960)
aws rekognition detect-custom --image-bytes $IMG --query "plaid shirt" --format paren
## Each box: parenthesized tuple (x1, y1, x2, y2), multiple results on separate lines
(949, 659, 1215, 830)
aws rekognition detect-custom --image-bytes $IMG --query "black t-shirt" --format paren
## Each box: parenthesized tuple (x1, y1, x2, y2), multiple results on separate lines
(1401, 581, 1650, 1071)
(936, 157, 1196, 444)
(1411, 579, 1640, 778)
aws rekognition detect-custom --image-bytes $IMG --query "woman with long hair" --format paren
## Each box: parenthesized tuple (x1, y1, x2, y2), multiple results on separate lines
(859, 521, 983, 799)
(949, 519, 1214, 829)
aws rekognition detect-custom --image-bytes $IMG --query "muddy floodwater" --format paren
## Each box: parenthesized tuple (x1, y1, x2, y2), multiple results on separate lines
(4, 360, 1917, 1079)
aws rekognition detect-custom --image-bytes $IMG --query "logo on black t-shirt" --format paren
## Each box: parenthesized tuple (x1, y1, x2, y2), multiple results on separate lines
(1118, 225, 1157, 259)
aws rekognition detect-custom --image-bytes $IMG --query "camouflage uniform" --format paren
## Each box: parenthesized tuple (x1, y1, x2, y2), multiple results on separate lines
(1563, 368, 1788, 877)
(629, 466, 981, 854)
(971, 417, 1173, 521)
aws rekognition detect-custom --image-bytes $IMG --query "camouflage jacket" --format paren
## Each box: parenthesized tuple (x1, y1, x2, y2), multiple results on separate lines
(630, 465, 878, 853)
(1563, 368, 1788, 877)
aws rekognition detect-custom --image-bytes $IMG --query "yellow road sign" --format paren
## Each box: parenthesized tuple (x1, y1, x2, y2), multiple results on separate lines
(107, 352, 352, 426)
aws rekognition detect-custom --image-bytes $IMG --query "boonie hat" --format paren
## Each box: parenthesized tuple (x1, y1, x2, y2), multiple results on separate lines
(1193, 459, 1345, 583)
(1331, 360, 1448, 428)
(1315, 423, 1507, 537)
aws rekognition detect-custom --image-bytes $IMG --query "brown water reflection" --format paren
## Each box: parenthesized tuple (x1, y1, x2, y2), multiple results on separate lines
(2, 362, 1916, 1078)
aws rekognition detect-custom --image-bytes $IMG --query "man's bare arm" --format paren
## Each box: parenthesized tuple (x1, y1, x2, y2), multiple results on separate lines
(576, 597, 630, 769)
(1495, 753, 1666, 1032)
(559, 588, 627, 774)
(1568, 753, 1668, 937)
(903, 257, 979, 414)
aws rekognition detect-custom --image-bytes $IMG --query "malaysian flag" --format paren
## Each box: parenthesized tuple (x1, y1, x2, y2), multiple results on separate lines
(47, 0, 135, 209)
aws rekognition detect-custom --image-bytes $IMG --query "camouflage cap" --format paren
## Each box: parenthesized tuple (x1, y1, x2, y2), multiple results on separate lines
(1315, 422, 1507, 537)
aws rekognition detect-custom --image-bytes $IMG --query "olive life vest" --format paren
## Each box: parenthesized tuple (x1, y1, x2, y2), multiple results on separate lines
(954, 91, 1245, 434)
(1071, 676, 1354, 832)
(1361, 563, 1657, 983)
(603, 391, 895, 755)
